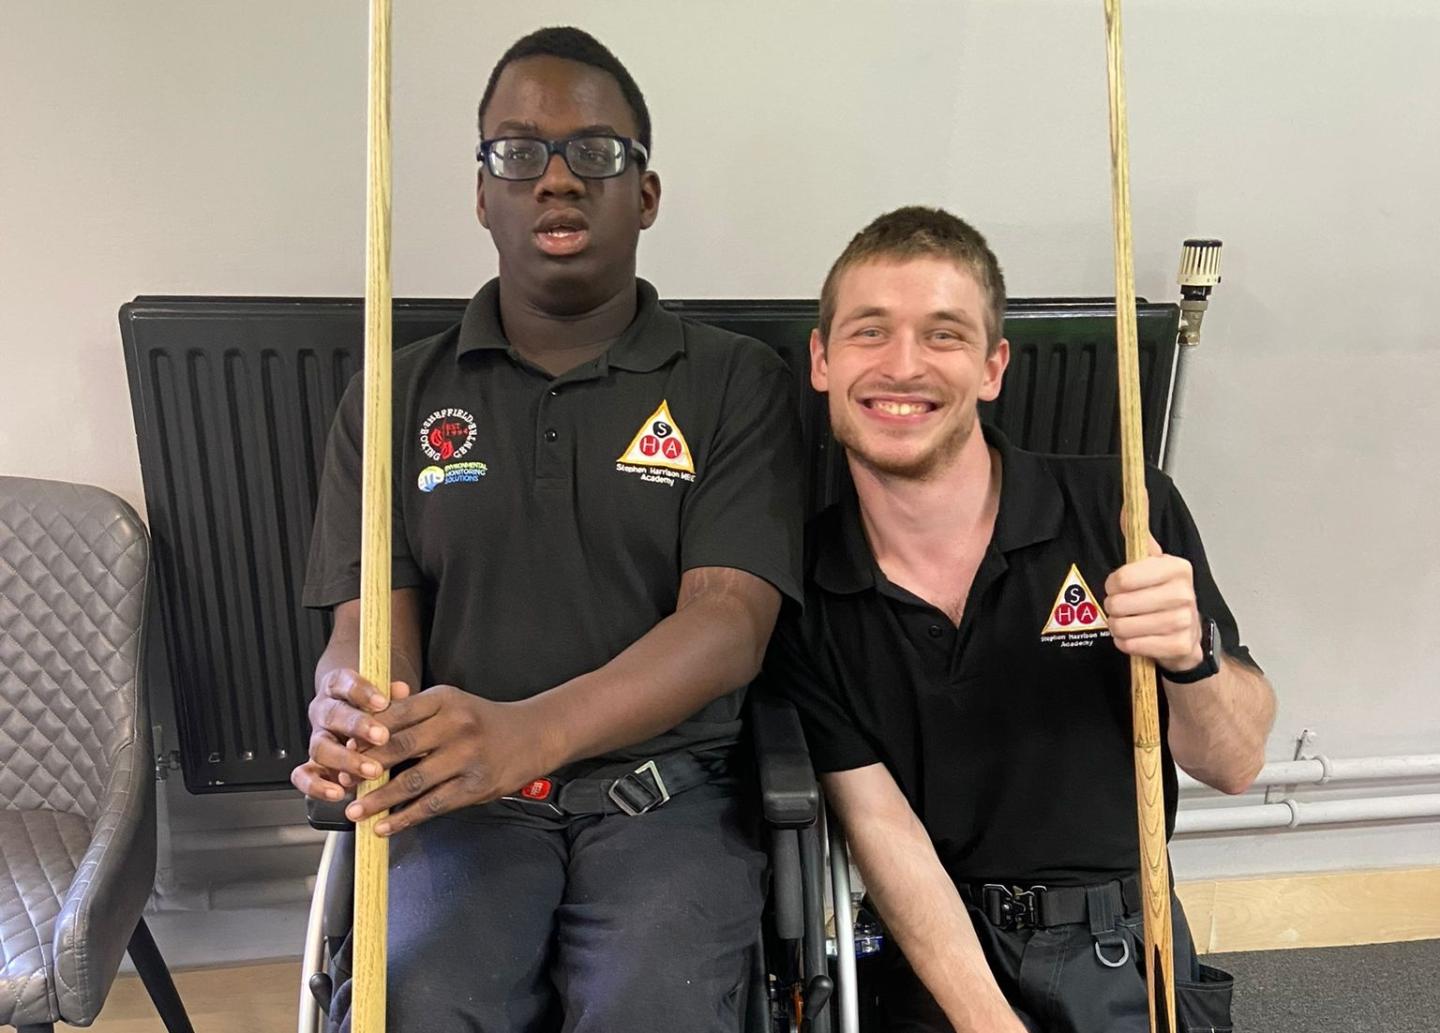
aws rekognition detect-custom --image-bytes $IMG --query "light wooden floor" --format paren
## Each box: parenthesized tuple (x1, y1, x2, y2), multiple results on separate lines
(74, 960, 300, 1033)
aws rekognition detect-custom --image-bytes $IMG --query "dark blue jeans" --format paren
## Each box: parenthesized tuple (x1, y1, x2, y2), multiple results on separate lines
(332, 782, 766, 1033)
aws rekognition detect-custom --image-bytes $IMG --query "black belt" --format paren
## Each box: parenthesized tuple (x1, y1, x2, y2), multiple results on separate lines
(961, 874, 1143, 931)
(500, 751, 727, 818)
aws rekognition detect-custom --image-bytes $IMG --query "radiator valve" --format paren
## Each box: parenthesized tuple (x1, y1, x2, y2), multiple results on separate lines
(1177, 238, 1223, 346)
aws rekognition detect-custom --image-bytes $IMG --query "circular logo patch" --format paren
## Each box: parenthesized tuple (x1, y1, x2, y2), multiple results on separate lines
(418, 466, 446, 493)
(419, 408, 477, 462)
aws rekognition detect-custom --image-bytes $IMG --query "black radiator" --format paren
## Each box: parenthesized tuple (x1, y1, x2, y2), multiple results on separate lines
(121, 295, 1178, 792)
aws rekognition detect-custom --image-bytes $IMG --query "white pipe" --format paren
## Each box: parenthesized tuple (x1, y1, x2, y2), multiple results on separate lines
(1177, 753, 1440, 794)
(210, 874, 317, 910)
(146, 822, 324, 912)
(151, 777, 180, 908)
(1159, 340, 1184, 472)
(1176, 793, 1440, 835)
(825, 809, 859, 1033)
(145, 874, 318, 913)
(153, 726, 178, 900)
(172, 824, 328, 852)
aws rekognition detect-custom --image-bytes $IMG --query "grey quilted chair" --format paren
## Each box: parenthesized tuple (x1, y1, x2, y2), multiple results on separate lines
(0, 477, 192, 1032)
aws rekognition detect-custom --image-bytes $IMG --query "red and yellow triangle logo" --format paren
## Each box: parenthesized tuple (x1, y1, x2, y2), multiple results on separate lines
(1041, 563, 1109, 636)
(617, 400, 694, 474)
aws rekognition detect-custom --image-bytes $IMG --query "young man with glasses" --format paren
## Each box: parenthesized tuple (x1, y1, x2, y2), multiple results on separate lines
(292, 27, 802, 1032)
(765, 207, 1274, 1031)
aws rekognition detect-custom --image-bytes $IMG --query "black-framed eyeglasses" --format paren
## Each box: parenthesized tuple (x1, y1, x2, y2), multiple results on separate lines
(476, 134, 648, 181)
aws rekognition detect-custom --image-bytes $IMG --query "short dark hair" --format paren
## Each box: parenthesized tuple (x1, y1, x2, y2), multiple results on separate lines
(477, 27, 652, 158)
(818, 206, 1007, 351)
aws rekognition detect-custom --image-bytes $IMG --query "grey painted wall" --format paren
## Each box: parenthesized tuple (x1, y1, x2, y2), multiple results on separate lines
(2, 0, 1436, 946)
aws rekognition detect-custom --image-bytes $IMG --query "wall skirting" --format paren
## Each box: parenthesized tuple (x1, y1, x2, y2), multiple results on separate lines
(1179, 866, 1440, 953)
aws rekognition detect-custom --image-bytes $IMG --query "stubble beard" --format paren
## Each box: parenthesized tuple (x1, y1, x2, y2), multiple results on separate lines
(832, 400, 979, 483)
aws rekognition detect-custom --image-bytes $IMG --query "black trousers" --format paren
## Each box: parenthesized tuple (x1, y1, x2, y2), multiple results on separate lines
(330, 782, 766, 1033)
(879, 887, 1234, 1033)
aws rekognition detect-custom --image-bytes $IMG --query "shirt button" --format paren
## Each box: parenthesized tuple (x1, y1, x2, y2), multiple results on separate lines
(549, 388, 560, 396)
(544, 428, 558, 442)
(928, 624, 944, 639)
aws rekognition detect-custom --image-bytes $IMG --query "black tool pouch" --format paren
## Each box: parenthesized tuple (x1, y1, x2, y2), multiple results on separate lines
(1175, 961, 1235, 1033)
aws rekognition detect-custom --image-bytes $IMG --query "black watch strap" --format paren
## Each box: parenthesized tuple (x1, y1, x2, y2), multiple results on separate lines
(1162, 615, 1221, 684)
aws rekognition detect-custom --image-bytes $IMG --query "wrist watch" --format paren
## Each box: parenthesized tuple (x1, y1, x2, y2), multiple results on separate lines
(1162, 615, 1221, 684)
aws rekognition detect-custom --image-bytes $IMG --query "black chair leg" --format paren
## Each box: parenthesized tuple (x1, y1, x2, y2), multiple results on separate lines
(127, 917, 196, 1033)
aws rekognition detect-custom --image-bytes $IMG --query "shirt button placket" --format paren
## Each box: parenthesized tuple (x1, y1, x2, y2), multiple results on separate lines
(535, 384, 568, 485)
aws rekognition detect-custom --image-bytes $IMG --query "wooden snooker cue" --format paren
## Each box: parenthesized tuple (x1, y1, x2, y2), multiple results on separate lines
(1102, 1, 1177, 1031)
(352, 0, 393, 1030)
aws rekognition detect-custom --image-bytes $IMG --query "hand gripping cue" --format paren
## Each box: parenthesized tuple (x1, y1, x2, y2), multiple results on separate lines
(1102, 2, 1177, 1031)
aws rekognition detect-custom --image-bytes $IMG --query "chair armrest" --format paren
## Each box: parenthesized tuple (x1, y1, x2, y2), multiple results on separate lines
(307, 796, 356, 832)
(52, 734, 156, 1025)
(750, 694, 819, 828)
(321, 832, 355, 940)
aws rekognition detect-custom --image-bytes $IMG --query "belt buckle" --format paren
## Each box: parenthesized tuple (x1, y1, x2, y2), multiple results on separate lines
(501, 776, 564, 816)
(982, 884, 1047, 930)
(607, 760, 671, 816)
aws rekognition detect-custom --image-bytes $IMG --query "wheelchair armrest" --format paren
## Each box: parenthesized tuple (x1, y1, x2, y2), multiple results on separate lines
(307, 796, 355, 832)
(750, 694, 819, 828)
(322, 831, 356, 940)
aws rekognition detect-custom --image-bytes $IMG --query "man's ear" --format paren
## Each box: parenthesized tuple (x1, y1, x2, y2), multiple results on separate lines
(978, 337, 1010, 402)
(809, 328, 829, 393)
(476, 169, 489, 228)
(638, 170, 661, 230)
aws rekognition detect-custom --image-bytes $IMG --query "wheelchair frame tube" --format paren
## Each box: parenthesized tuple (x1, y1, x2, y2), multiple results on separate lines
(298, 831, 339, 1033)
(771, 828, 805, 941)
(825, 809, 860, 1033)
(798, 821, 832, 1033)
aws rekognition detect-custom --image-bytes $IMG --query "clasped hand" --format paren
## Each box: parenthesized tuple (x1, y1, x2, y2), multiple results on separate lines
(1103, 533, 1205, 675)
(290, 671, 544, 836)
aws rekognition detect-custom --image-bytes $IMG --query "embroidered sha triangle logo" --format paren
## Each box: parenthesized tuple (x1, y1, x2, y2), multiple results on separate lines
(1040, 563, 1110, 636)
(617, 400, 695, 474)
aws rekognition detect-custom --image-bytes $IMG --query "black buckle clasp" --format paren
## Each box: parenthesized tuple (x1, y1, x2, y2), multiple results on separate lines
(607, 760, 671, 816)
(982, 884, 1047, 930)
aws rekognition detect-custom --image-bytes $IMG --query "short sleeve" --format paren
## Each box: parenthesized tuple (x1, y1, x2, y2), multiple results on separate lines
(679, 343, 804, 604)
(302, 375, 425, 609)
(759, 599, 881, 773)
(1151, 473, 1262, 673)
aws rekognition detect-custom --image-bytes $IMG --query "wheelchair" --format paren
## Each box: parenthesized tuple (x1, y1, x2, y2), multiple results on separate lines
(296, 694, 864, 1033)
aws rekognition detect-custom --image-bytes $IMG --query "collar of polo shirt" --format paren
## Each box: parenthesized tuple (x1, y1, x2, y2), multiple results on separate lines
(455, 278, 685, 373)
(813, 425, 1067, 595)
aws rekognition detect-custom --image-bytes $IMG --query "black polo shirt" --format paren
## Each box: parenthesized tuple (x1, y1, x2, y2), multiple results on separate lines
(305, 278, 804, 777)
(765, 426, 1258, 887)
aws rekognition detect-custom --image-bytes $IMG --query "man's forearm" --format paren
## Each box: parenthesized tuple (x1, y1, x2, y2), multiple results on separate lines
(1165, 656, 1275, 794)
(521, 571, 777, 772)
(834, 781, 1023, 1032)
(315, 592, 424, 698)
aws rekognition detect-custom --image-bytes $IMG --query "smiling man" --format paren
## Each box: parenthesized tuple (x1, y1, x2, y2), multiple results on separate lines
(764, 206, 1275, 1031)
(291, 27, 802, 1032)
